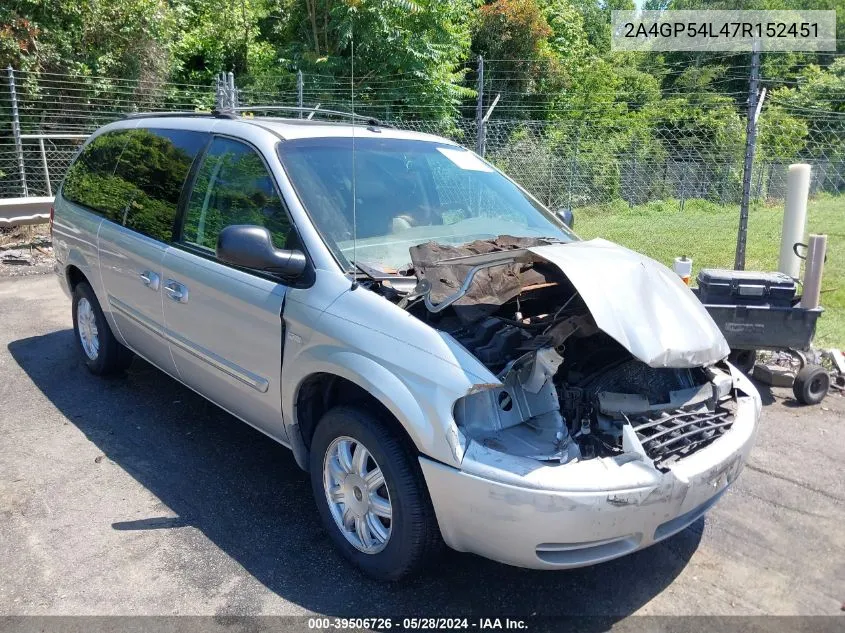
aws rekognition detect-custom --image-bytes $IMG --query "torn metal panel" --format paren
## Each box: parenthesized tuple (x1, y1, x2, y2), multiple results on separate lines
(409, 236, 553, 323)
(528, 239, 730, 368)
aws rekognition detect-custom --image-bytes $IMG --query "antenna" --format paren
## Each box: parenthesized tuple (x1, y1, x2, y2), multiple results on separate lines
(350, 32, 358, 289)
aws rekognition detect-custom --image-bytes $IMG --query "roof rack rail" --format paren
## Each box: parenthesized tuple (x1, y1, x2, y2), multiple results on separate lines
(230, 105, 383, 127)
(124, 106, 390, 127)
(124, 110, 237, 120)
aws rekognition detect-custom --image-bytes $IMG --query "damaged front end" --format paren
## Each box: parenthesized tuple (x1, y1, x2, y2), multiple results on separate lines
(352, 234, 761, 569)
(453, 344, 739, 472)
(405, 237, 740, 471)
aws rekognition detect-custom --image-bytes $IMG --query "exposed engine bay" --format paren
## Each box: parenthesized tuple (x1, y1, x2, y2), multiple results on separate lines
(446, 311, 736, 471)
(365, 236, 736, 471)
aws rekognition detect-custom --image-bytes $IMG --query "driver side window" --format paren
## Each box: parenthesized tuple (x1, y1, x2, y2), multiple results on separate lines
(182, 137, 291, 251)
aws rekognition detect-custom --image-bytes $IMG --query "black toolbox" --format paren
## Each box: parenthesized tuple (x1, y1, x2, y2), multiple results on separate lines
(696, 269, 796, 307)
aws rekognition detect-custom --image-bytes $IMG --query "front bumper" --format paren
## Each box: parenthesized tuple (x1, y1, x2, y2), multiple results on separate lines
(421, 372, 760, 570)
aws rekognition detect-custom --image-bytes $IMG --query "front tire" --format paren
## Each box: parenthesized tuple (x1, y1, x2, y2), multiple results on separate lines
(72, 281, 133, 375)
(728, 348, 757, 375)
(309, 406, 442, 580)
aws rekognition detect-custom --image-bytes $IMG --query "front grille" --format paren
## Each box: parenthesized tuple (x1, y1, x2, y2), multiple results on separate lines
(628, 406, 734, 470)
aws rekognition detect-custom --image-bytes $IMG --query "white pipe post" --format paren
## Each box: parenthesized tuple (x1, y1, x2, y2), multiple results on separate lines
(800, 234, 827, 310)
(778, 163, 811, 279)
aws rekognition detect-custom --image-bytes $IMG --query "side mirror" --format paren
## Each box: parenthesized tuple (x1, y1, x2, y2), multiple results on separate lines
(556, 207, 574, 228)
(216, 225, 307, 278)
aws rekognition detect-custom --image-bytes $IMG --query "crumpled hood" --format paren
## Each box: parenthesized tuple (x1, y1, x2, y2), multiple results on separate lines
(528, 239, 729, 368)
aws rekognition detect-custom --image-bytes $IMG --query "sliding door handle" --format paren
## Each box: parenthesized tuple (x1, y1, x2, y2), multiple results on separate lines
(164, 280, 189, 303)
(138, 270, 160, 291)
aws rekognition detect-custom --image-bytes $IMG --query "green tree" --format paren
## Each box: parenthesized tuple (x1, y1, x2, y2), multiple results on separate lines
(171, 0, 280, 84)
(278, 0, 474, 120)
(0, 0, 176, 79)
(766, 59, 845, 159)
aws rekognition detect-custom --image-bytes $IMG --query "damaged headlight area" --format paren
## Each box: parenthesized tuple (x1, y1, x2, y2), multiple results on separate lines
(452, 322, 741, 471)
(454, 347, 582, 464)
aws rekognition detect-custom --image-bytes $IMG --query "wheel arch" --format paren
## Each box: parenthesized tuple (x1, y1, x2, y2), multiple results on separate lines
(62, 244, 104, 305)
(65, 264, 88, 291)
(286, 352, 438, 471)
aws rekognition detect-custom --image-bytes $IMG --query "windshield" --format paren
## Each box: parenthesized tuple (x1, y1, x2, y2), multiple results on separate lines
(277, 136, 576, 272)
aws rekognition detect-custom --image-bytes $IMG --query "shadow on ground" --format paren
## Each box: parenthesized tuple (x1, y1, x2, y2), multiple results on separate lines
(9, 329, 703, 619)
(751, 379, 778, 406)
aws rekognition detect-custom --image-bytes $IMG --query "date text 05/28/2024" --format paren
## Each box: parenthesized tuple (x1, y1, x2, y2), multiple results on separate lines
(307, 618, 529, 630)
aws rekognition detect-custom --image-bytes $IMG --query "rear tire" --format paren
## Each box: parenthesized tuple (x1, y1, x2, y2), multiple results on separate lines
(792, 364, 829, 405)
(72, 281, 133, 375)
(309, 406, 442, 580)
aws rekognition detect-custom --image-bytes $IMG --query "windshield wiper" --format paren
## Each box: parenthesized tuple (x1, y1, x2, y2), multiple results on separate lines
(352, 262, 415, 282)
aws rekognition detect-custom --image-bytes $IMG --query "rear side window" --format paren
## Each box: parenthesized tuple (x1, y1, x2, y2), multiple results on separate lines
(182, 137, 291, 251)
(62, 128, 206, 242)
(113, 129, 207, 241)
(62, 130, 135, 220)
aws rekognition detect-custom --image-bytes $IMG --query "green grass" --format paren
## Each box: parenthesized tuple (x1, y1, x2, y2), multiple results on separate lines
(575, 195, 845, 348)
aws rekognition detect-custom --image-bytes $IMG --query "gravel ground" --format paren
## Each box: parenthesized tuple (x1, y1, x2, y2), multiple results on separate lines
(0, 274, 843, 619)
(0, 227, 54, 278)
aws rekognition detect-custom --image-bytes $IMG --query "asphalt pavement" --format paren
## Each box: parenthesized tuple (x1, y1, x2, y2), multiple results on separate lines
(0, 274, 843, 618)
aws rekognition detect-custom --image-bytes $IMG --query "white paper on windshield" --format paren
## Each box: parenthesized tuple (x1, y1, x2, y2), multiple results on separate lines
(436, 147, 494, 172)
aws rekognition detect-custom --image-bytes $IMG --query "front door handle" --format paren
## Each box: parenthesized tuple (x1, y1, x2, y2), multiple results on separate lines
(164, 280, 189, 303)
(139, 270, 160, 291)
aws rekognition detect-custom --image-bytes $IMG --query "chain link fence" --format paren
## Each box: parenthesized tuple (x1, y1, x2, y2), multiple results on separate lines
(0, 67, 215, 198)
(3, 62, 845, 271)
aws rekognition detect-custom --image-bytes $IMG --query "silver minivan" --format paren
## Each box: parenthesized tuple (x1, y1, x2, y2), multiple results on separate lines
(53, 112, 761, 580)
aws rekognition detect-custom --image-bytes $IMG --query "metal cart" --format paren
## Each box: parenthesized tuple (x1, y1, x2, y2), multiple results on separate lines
(694, 295, 829, 405)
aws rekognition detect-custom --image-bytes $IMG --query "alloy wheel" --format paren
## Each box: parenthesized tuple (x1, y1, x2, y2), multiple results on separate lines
(77, 297, 100, 360)
(322, 436, 393, 554)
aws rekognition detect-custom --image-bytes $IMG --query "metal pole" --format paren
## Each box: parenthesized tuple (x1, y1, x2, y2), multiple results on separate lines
(227, 71, 237, 109)
(754, 87, 767, 126)
(475, 56, 485, 156)
(297, 70, 304, 117)
(765, 162, 773, 201)
(306, 104, 322, 120)
(481, 93, 500, 124)
(567, 124, 582, 210)
(630, 153, 637, 209)
(215, 73, 225, 111)
(7, 66, 28, 197)
(755, 162, 764, 199)
(735, 46, 761, 270)
(38, 138, 51, 196)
